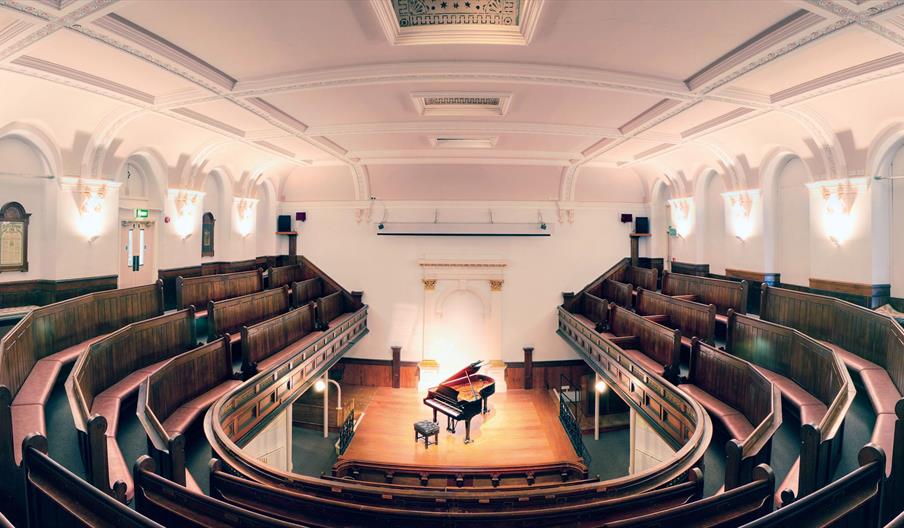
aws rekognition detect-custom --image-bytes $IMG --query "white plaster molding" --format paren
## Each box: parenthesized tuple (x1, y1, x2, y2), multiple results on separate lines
(780, 106, 847, 180)
(306, 120, 620, 138)
(59, 175, 121, 191)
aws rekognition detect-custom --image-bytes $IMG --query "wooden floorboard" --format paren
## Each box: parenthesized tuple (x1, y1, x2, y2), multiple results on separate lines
(338, 387, 581, 469)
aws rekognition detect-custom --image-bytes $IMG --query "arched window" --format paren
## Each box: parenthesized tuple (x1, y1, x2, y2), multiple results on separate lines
(202, 212, 215, 257)
(0, 202, 30, 272)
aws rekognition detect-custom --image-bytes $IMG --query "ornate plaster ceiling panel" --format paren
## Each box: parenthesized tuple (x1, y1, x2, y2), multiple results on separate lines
(395, 0, 520, 27)
(730, 25, 900, 96)
(22, 29, 197, 97)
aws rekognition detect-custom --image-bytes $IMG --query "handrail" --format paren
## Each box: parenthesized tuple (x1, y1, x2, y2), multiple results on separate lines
(557, 307, 712, 492)
(204, 304, 708, 511)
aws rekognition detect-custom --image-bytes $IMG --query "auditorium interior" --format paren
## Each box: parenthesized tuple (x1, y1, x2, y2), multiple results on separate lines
(1, 0, 904, 526)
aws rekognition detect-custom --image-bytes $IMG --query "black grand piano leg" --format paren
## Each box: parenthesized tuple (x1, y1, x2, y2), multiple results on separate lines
(433, 408, 438, 424)
(464, 420, 472, 444)
(482, 397, 489, 414)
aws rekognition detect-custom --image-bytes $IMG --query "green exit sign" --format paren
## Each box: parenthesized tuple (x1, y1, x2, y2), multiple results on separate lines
(135, 208, 149, 219)
(667, 227, 677, 237)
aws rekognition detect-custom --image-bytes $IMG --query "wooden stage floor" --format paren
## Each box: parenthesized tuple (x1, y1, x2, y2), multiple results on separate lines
(338, 387, 581, 468)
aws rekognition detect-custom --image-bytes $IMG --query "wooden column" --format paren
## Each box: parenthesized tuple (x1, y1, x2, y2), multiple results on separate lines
(391, 346, 401, 389)
(523, 347, 534, 390)
(629, 233, 650, 268)
(287, 233, 298, 257)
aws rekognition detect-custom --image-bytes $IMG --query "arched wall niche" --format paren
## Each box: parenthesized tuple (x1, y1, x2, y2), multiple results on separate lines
(865, 122, 904, 291)
(650, 178, 672, 260)
(255, 178, 278, 257)
(0, 127, 60, 282)
(116, 149, 167, 212)
(200, 168, 233, 260)
(701, 170, 728, 275)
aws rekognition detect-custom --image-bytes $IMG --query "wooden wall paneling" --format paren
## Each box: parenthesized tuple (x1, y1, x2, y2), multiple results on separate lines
(523, 346, 533, 390)
(671, 262, 710, 277)
(176, 269, 263, 311)
(662, 271, 748, 316)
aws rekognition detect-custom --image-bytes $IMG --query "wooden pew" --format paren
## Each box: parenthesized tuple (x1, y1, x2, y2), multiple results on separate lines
(210, 459, 705, 527)
(761, 284, 904, 507)
(606, 305, 681, 382)
(662, 271, 748, 327)
(0, 282, 163, 513)
(207, 287, 291, 343)
(683, 340, 781, 489)
(330, 460, 589, 488)
(742, 445, 886, 528)
(21, 434, 162, 528)
(726, 311, 855, 506)
(240, 303, 321, 377)
(601, 465, 774, 527)
(622, 265, 658, 293)
(175, 269, 263, 316)
(567, 292, 609, 331)
(134, 456, 301, 528)
(268, 263, 308, 291)
(635, 288, 716, 349)
(291, 277, 328, 307)
(65, 309, 198, 503)
(137, 337, 240, 490)
(600, 278, 634, 309)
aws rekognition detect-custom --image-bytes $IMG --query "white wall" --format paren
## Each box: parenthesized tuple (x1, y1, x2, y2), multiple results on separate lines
(777, 158, 810, 286)
(892, 146, 904, 296)
(629, 408, 675, 474)
(280, 202, 647, 363)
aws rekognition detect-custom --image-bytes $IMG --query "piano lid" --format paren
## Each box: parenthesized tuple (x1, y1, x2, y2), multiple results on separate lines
(437, 360, 485, 386)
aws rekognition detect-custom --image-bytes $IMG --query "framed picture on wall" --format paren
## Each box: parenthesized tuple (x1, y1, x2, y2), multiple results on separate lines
(202, 211, 215, 257)
(0, 202, 30, 273)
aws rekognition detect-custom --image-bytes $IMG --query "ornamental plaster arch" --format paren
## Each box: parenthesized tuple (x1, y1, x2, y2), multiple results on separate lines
(81, 107, 147, 180)
(179, 139, 233, 189)
(435, 284, 489, 319)
(113, 147, 169, 211)
(691, 139, 747, 191)
(779, 106, 847, 181)
(0, 121, 64, 179)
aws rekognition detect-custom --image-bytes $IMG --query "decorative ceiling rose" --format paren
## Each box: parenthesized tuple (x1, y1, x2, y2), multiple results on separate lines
(371, 0, 544, 45)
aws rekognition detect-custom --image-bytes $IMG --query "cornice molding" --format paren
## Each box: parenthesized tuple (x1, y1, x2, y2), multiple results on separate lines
(12, 54, 154, 103)
(305, 121, 620, 138)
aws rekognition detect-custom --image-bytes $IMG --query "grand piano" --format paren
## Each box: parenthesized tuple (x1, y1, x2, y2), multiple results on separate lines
(423, 361, 495, 444)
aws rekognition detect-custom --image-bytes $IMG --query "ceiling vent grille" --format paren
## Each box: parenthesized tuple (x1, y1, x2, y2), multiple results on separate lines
(412, 92, 512, 117)
(429, 136, 498, 149)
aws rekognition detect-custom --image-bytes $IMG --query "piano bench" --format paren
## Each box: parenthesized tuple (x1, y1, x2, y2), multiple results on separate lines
(414, 420, 440, 449)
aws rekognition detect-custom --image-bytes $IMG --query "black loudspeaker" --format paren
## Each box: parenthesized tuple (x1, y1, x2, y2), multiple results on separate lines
(277, 215, 292, 232)
(620, 213, 633, 223)
(635, 217, 650, 234)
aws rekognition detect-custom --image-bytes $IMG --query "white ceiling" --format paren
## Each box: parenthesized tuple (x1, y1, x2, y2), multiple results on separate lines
(2, 0, 904, 202)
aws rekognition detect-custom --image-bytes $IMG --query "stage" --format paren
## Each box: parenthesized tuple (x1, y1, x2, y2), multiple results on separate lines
(337, 387, 581, 469)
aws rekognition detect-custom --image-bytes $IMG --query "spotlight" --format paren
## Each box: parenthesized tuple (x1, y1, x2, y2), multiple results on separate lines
(595, 380, 608, 393)
(314, 379, 326, 392)
(540, 223, 547, 230)
(378, 223, 385, 230)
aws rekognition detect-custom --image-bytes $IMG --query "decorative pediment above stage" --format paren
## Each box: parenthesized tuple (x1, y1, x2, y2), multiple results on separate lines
(418, 256, 507, 392)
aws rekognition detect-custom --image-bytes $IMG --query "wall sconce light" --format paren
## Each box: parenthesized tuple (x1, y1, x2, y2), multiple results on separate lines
(667, 198, 693, 238)
(808, 179, 862, 246)
(79, 188, 105, 242)
(595, 380, 608, 393)
(170, 189, 203, 240)
(236, 197, 258, 238)
(726, 191, 754, 242)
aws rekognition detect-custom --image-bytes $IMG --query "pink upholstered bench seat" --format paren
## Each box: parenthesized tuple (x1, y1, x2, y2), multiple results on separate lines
(161, 380, 242, 436)
(679, 384, 754, 441)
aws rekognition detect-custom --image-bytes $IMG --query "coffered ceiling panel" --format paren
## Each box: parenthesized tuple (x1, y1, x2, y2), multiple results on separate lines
(261, 82, 662, 129)
(730, 26, 901, 97)
(113, 0, 797, 81)
(21, 29, 198, 97)
(329, 131, 600, 154)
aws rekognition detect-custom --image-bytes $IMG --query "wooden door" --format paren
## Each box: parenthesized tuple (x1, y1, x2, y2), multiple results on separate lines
(119, 221, 155, 288)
